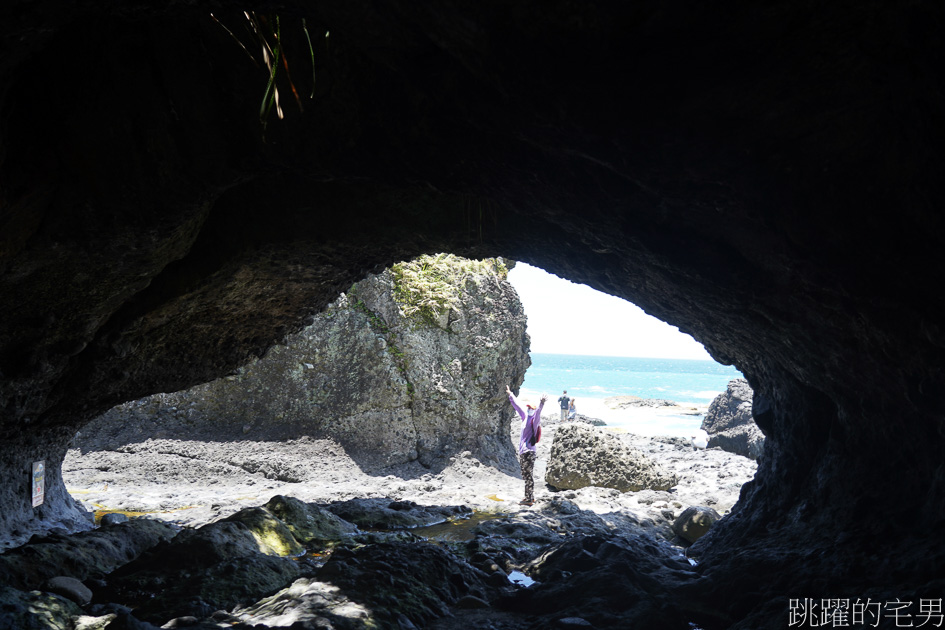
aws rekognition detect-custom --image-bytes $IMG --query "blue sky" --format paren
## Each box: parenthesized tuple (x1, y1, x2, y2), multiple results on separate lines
(507, 262, 712, 360)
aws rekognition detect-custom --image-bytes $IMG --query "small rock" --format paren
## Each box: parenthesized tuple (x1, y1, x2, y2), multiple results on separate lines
(45, 575, 93, 605)
(161, 616, 199, 628)
(672, 506, 721, 543)
(100, 512, 130, 526)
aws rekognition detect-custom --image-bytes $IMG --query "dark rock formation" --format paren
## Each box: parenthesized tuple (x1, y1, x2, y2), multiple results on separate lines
(0, 587, 83, 630)
(325, 498, 471, 531)
(73, 254, 528, 472)
(545, 423, 677, 492)
(0, 519, 177, 591)
(317, 541, 503, 628)
(504, 534, 695, 628)
(98, 508, 332, 623)
(672, 506, 722, 545)
(42, 576, 91, 606)
(2, 2, 944, 627)
(701, 379, 764, 459)
(263, 495, 358, 546)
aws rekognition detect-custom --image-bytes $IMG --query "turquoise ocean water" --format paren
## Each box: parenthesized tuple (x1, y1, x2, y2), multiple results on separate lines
(521, 353, 742, 404)
(518, 353, 743, 436)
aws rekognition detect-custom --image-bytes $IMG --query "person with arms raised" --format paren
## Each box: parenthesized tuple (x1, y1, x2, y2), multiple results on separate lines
(507, 385, 547, 506)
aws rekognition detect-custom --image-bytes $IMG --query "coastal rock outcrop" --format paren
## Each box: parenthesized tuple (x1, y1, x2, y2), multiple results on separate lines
(544, 423, 677, 493)
(74, 255, 528, 472)
(701, 379, 764, 460)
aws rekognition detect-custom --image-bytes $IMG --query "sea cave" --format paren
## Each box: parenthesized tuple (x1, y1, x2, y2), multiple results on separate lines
(1, 2, 943, 628)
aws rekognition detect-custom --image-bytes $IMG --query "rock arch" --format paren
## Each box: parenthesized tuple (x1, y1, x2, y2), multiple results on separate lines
(1, 2, 943, 625)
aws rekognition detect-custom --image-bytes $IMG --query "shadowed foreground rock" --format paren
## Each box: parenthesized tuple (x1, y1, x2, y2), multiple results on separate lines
(0, 519, 177, 592)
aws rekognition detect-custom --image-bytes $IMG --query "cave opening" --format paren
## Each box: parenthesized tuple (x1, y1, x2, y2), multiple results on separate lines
(43, 250, 763, 628)
(2, 1, 943, 627)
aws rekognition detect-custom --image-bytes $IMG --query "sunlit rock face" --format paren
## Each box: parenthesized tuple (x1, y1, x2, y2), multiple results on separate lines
(75, 256, 528, 472)
(1, 1, 943, 626)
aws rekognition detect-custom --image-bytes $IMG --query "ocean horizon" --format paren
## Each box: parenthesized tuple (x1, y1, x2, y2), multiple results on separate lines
(518, 352, 744, 437)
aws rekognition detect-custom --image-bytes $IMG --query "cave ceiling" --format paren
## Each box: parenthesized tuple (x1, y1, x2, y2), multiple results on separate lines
(0, 0, 943, 608)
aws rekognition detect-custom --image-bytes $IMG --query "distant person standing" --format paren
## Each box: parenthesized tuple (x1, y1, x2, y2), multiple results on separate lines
(558, 391, 571, 422)
(507, 385, 546, 506)
(568, 398, 576, 420)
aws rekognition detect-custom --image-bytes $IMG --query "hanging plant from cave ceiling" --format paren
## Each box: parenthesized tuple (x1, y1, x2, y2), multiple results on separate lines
(211, 11, 319, 132)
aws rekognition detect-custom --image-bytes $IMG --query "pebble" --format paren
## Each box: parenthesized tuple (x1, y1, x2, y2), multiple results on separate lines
(100, 512, 130, 526)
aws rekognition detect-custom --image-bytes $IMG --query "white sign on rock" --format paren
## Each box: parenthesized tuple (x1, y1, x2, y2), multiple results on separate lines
(32, 461, 44, 507)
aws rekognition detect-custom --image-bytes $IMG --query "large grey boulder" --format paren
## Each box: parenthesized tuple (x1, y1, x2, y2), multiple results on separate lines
(701, 379, 765, 460)
(76, 255, 529, 471)
(545, 423, 677, 492)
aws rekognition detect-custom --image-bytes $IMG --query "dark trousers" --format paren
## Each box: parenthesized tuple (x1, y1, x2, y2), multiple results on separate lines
(519, 450, 536, 502)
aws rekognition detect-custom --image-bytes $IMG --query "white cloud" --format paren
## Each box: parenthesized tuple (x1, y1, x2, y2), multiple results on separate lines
(507, 262, 711, 360)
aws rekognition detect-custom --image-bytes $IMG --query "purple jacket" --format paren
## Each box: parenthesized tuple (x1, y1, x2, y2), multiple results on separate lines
(509, 393, 544, 455)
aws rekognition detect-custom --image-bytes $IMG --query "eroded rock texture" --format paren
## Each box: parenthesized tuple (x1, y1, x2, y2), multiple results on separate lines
(1, 2, 944, 627)
(701, 379, 763, 459)
(74, 255, 528, 471)
(545, 422, 677, 493)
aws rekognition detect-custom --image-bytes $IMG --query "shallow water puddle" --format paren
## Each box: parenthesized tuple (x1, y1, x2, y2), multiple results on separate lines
(412, 511, 504, 543)
(507, 570, 536, 587)
(91, 503, 199, 524)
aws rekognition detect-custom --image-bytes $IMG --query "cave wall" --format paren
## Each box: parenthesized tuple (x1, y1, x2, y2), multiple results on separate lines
(1, 0, 944, 622)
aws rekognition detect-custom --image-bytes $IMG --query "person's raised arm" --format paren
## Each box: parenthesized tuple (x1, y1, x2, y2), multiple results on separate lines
(536, 393, 548, 417)
(507, 385, 525, 418)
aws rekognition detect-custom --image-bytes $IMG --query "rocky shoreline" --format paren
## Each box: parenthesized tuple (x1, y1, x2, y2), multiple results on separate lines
(35, 405, 759, 628)
(63, 408, 756, 539)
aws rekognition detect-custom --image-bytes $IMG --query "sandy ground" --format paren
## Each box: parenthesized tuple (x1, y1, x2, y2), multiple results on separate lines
(62, 402, 757, 536)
